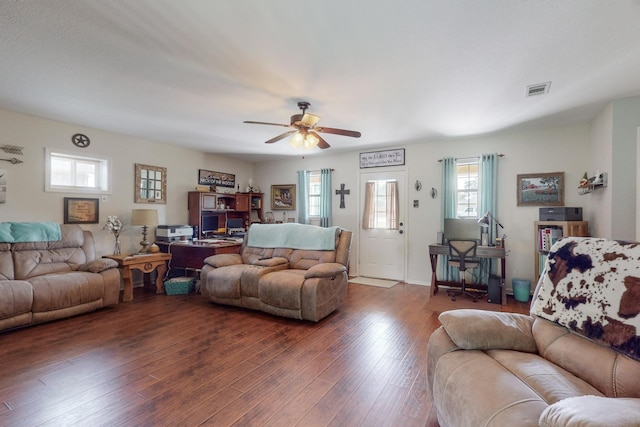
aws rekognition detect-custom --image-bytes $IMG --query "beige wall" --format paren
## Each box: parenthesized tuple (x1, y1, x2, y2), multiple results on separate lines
(587, 95, 640, 240)
(0, 108, 255, 256)
(2, 104, 633, 292)
(255, 124, 592, 288)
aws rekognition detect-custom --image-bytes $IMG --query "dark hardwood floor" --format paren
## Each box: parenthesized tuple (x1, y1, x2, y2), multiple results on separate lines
(0, 283, 529, 426)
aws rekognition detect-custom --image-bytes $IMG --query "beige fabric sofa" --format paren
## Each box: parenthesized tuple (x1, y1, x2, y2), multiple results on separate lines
(201, 223, 351, 322)
(0, 223, 120, 332)
(427, 237, 640, 427)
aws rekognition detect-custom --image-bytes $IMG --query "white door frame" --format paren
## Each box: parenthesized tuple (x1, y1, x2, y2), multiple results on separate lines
(356, 167, 408, 280)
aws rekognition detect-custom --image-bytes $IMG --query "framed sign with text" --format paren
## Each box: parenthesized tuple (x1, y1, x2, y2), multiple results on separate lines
(64, 197, 99, 224)
(198, 169, 236, 188)
(359, 149, 405, 168)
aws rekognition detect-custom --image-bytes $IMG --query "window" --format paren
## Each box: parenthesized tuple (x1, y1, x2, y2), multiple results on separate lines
(362, 179, 399, 229)
(456, 158, 479, 218)
(45, 148, 110, 193)
(308, 171, 321, 217)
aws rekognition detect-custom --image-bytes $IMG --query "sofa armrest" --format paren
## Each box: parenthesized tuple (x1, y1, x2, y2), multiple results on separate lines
(203, 253, 242, 268)
(79, 258, 118, 273)
(438, 309, 537, 352)
(539, 396, 640, 427)
(304, 263, 347, 279)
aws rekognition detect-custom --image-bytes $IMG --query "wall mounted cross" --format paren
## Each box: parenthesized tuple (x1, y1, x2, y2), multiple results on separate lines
(335, 184, 350, 209)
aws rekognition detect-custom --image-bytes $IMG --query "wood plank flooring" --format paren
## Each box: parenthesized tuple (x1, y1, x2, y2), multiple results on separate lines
(0, 283, 529, 426)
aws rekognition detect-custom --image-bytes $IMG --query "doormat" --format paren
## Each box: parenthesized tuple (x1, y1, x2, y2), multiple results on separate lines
(348, 276, 399, 288)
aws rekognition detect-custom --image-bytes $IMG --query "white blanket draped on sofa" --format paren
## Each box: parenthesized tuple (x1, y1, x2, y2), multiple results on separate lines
(247, 223, 338, 250)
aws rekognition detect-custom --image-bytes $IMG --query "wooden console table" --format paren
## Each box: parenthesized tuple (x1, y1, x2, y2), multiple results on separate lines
(103, 253, 172, 302)
(428, 243, 507, 306)
(156, 240, 242, 272)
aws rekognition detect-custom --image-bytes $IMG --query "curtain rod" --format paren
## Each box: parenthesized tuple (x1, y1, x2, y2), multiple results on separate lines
(437, 154, 504, 162)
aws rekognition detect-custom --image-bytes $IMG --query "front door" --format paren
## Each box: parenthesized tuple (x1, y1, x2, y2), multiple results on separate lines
(358, 170, 406, 280)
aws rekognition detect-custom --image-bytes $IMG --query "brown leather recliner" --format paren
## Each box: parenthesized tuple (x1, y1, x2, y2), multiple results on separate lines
(201, 223, 352, 322)
(0, 223, 120, 332)
(427, 237, 640, 426)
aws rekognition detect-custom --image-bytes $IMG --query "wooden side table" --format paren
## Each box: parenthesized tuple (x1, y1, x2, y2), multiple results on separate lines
(103, 253, 172, 302)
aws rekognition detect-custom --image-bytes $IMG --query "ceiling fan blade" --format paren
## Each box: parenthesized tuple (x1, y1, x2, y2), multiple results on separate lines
(265, 130, 297, 144)
(310, 131, 330, 149)
(315, 126, 361, 138)
(244, 120, 291, 128)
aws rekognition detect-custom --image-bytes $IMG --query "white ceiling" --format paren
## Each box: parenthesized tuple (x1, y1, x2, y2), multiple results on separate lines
(1, 1, 640, 162)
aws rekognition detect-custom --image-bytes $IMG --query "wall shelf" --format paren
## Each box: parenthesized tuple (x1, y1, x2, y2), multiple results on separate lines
(578, 172, 607, 195)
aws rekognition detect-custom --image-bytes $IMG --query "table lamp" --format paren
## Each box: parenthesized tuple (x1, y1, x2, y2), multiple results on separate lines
(130, 209, 159, 253)
(478, 211, 504, 246)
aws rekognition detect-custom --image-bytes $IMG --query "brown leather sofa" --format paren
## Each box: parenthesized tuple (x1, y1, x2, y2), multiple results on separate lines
(201, 223, 351, 322)
(427, 237, 640, 426)
(0, 223, 121, 332)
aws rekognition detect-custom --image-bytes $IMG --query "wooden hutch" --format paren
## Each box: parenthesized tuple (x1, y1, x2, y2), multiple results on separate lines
(188, 191, 263, 238)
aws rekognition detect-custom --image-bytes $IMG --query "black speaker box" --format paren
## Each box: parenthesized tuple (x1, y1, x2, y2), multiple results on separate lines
(487, 274, 502, 304)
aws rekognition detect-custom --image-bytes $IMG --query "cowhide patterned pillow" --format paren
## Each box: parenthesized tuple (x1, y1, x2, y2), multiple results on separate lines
(531, 237, 640, 361)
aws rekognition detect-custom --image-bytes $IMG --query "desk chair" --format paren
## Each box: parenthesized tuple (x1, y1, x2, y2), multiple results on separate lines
(446, 239, 480, 302)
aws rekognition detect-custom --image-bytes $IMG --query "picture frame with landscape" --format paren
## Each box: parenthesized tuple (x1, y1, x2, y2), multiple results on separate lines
(517, 172, 564, 206)
(271, 184, 296, 210)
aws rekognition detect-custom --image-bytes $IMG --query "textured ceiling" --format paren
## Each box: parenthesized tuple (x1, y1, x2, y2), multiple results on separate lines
(1, 1, 640, 162)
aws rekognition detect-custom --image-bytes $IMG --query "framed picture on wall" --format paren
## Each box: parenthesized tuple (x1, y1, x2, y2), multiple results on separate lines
(271, 184, 296, 210)
(517, 172, 564, 206)
(64, 197, 99, 224)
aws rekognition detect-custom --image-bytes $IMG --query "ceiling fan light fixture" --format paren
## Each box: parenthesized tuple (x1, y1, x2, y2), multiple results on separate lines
(300, 113, 320, 127)
(245, 101, 360, 151)
(289, 132, 304, 148)
(303, 133, 319, 149)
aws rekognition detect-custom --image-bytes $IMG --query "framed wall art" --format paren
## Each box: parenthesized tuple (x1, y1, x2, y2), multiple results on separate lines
(359, 148, 405, 168)
(271, 184, 296, 210)
(198, 169, 236, 189)
(135, 163, 167, 204)
(517, 172, 564, 206)
(64, 197, 99, 224)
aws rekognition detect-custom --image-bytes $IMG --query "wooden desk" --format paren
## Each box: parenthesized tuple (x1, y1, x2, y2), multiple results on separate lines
(156, 240, 242, 271)
(429, 244, 507, 306)
(103, 253, 172, 302)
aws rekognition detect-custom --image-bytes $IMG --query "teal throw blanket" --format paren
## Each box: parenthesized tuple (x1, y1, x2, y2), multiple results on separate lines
(248, 223, 338, 250)
(0, 222, 62, 243)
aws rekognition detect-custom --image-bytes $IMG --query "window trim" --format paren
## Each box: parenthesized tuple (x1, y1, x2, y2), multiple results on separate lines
(455, 157, 479, 219)
(45, 148, 111, 194)
(307, 170, 321, 219)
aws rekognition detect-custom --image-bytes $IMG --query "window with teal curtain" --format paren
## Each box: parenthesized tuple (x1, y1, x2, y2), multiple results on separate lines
(478, 153, 499, 283)
(439, 154, 499, 284)
(439, 158, 457, 280)
(319, 168, 332, 227)
(297, 170, 309, 224)
(297, 169, 332, 227)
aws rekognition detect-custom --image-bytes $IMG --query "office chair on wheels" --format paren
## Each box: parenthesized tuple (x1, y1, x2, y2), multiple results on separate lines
(446, 239, 480, 302)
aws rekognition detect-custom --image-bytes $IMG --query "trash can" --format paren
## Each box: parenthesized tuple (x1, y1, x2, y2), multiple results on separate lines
(512, 278, 531, 302)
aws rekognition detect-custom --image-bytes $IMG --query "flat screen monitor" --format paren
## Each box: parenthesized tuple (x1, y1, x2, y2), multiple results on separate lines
(444, 218, 481, 242)
(201, 215, 219, 234)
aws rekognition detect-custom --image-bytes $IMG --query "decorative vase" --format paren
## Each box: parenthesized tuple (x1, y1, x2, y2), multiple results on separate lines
(113, 236, 121, 256)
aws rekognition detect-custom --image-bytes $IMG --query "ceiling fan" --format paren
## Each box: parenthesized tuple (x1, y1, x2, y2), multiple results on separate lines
(244, 101, 361, 149)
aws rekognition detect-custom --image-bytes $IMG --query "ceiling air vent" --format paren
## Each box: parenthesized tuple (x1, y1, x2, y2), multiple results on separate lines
(526, 81, 551, 97)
